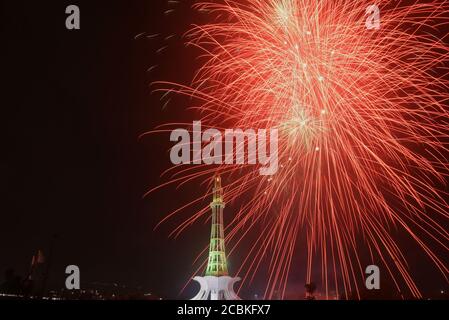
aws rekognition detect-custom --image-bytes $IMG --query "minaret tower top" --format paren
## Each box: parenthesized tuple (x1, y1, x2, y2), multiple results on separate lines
(212, 176, 224, 205)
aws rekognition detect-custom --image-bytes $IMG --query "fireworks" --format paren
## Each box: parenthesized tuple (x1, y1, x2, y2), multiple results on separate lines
(148, 0, 449, 299)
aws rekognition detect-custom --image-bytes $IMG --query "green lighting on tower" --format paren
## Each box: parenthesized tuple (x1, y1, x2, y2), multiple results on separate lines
(191, 175, 241, 300)
(205, 176, 229, 277)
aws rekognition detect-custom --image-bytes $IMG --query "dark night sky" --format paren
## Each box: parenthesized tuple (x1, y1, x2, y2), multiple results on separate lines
(0, 0, 207, 299)
(1, 0, 448, 299)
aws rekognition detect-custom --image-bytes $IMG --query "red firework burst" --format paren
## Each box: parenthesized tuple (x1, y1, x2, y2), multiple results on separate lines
(146, 0, 449, 299)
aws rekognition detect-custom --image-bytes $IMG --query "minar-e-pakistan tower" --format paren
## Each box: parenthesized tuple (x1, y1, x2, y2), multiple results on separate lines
(191, 176, 241, 300)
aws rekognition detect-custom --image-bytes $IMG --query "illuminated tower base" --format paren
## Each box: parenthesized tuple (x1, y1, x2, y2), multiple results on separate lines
(191, 176, 241, 300)
(191, 276, 241, 300)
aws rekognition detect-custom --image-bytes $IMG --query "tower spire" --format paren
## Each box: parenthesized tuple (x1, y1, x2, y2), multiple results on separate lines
(205, 176, 228, 276)
(191, 175, 241, 300)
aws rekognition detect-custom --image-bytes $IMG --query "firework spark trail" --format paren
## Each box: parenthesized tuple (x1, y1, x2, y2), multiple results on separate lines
(147, 0, 449, 299)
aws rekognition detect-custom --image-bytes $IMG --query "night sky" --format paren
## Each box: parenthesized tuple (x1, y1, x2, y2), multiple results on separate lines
(1, 0, 448, 299)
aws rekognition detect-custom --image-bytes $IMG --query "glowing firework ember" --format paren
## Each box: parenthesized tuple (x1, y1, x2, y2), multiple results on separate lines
(147, 0, 449, 299)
